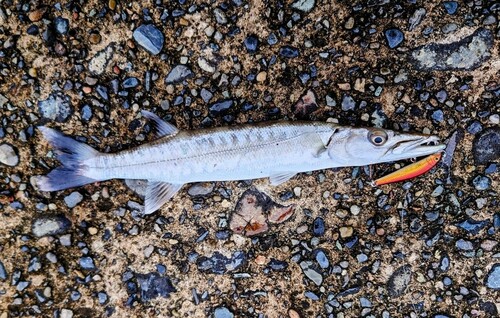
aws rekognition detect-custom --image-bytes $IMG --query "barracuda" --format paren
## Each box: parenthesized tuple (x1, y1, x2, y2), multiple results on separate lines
(37, 111, 445, 214)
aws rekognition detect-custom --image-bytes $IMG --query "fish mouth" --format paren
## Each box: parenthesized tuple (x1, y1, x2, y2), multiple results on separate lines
(390, 135, 445, 159)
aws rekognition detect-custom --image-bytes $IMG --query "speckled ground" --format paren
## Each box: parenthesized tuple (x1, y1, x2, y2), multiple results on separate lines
(0, 1, 499, 317)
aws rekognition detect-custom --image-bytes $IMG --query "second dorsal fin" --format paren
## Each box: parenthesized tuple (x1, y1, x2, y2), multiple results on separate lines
(141, 110, 179, 138)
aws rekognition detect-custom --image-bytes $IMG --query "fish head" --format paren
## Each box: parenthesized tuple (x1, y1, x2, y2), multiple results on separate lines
(326, 127, 445, 166)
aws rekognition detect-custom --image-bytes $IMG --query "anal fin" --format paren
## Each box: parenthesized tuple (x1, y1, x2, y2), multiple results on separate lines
(144, 181, 183, 214)
(269, 172, 297, 186)
(141, 110, 179, 138)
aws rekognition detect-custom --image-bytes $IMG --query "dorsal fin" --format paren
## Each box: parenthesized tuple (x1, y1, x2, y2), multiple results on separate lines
(141, 110, 179, 138)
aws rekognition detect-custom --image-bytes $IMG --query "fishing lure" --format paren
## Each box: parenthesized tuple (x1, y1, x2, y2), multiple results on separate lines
(373, 152, 442, 186)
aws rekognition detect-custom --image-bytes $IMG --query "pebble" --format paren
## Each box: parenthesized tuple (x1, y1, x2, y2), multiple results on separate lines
(38, 93, 73, 122)
(0, 143, 19, 166)
(54, 17, 69, 35)
(485, 264, 500, 290)
(0, 261, 7, 280)
(268, 259, 288, 271)
(472, 175, 491, 191)
(410, 28, 493, 71)
(89, 45, 114, 75)
(341, 95, 356, 111)
(133, 24, 164, 55)
(197, 57, 215, 73)
(291, 0, 316, 12)
(384, 28, 404, 48)
(136, 272, 176, 301)
(244, 35, 258, 53)
(214, 307, 234, 318)
(443, 1, 458, 14)
(79, 256, 96, 270)
(279, 46, 299, 58)
(457, 219, 489, 235)
(209, 99, 234, 116)
(387, 265, 412, 297)
(299, 261, 323, 286)
(165, 65, 193, 84)
(60, 309, 73, 318)
(197, 251, 246, 274)
(467, 120, 482, 135)
(472, 127, 500, 164)
(32, 215, 72, 237)
(187, 182, 214, 197)
(455, 239, 473, 251)
(339, 226, 353, 238)
(64, 191, 83, 208)
(408, 8, 426, 31)
(312, 217, 325, 236)
(123, 77, 139, 89)
(213, 8, 227, 25)
(314, 250, 329, 269)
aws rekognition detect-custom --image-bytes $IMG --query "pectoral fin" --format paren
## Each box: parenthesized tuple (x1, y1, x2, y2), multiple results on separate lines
(141, 110, 179, 138)
(269, 172, 297, 186)
(144, 181, 183, 214)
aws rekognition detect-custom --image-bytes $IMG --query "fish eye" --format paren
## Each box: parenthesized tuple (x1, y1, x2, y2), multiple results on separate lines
(368, 130, 388, 146)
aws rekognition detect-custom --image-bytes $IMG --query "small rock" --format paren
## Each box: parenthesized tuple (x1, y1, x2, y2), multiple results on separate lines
(38, 92, 73, 122)
(79, 256, 96, 270)
(54, 17, 69, 35)
(213, 8, 227, 25)
(214, 307, 234, 318)
(243, 35, 258, 53)
(123, 77, 140, 89)
(133, 24, 164, 55)
(341, 95, 356, 111)
(384, 28, 404, 48)
(472, 127, 500, 164)
(64, 192, 83, 208)
(300, 261, 323, 286)
(314, 249, 329, 269)
(0, 143, 19, 166)
(472, 175, 491, 190)
(268, 259, 288, 271)
(339, 226, 353, 238)
(443, 1, 458, 15)
(312, 217, 325, 236)
(387, 265, 412, 297)
(291, 0, 316, 13)
(467, 120, 482, 135)
(136, 272, 176, 301)
(209, 99, 234, 116)
(89, 45, 114, 75)
(485, 264, 500, 290)
(165, 65, 193, 84)
(187, 183, 215, 197)
(408, 8, 426, 31)
(60, 309, 73, 318)
(455, 239, 474, 251)
(32, 215, 72, 237)
(410, 28, 493, 71)
(197, 57, 216, 73)
(292, 90, 318, 118)
(200, 88, 213, 103)
(197, 251, 246, 274)
(456, 219, 489, 235)
(279, 46, 299, 58)
(0, 260, 7, 280)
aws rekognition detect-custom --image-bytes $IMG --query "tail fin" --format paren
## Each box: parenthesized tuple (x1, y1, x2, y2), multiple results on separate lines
(37, 127, 101, 191)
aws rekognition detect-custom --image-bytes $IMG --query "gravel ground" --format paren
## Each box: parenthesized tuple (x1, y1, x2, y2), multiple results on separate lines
(0, 1, 499, 317)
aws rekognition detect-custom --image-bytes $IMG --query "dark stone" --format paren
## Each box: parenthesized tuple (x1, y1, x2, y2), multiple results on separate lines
(279, 46, 299, 58)
(165, 65, 193, 84)
(196, 251, 246, 274)
(472, 127, 500, 164)
(268, 258, 288, 271)
(384, 28, 404, 48)
(472, 175, 491, 190)
(456, 219, 489, 235)
(443, 1, 458, 14)
(133, 24, 164, 55)
(467, 120, 482, 135)
(0, 260, 7, 280)
(244, 35, 258, 53)
(312, 217, 325, 236)
(209, 99, 234, 116)
(136, 272, 176, 301)
(123, 77, 140, 89)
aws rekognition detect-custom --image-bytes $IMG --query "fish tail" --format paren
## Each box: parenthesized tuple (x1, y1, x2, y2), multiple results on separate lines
(37, 126, 102, 191)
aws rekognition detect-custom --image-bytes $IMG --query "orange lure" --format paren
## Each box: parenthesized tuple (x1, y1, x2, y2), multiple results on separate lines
(373, 152, 442, 186)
